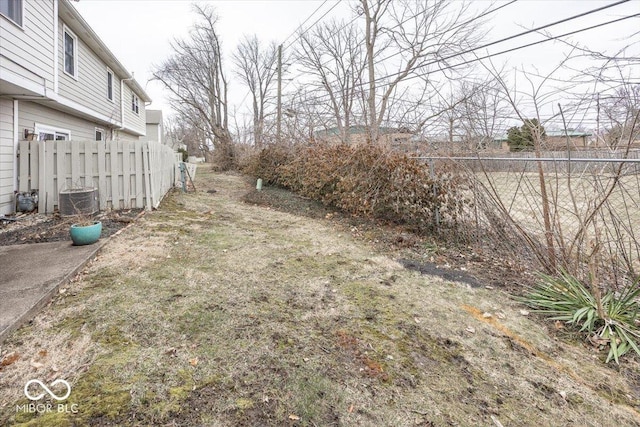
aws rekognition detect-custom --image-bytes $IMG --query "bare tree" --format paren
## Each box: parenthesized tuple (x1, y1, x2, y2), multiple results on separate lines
(296, 19, 367, 143)
(358, 0, 486, 143)
(281, 87, 333, 143)
(455, 79, 511, 151)
(152, 4, 234, 169)
(233, 36, 278, 148)
(164, 115, 208, 157)
(600, 85, 640, 148)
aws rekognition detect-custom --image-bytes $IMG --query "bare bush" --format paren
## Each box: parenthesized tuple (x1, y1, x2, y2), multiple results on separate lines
(245, 143, 469, 233)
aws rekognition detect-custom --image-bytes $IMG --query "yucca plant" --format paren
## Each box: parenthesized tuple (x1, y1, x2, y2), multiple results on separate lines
(524, 270, 640, 364)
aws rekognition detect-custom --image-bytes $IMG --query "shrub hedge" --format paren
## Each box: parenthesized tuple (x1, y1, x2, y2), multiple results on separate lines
(244, 143, 469, 233)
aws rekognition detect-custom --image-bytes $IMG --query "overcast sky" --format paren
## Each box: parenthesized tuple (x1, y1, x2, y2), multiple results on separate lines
(72, 0, 640, 128)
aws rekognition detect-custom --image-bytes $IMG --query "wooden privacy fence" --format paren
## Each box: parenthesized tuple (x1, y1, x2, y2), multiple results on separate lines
(18, 140, 179, 213)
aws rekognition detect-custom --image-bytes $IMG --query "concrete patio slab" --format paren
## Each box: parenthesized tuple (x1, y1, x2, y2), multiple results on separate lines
(0, 241, 103, 343)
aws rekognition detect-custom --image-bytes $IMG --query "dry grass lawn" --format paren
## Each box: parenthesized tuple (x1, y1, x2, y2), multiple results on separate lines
(2, 168, 640, 426)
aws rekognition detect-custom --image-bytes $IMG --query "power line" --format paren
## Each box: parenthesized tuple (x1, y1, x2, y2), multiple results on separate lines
(291, 0, 519, 90)
(377, 0, 519, 63)
(236, 0, 341, 114)
(280, 0, 331, 49)
(283, 1, 344, 51)
(295, 2, 637, 106)
(360, 0, 632, 92)
(280, 0, 519, 107)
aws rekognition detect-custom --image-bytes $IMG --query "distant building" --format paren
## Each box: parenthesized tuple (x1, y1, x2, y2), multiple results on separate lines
(144, 110, 163, 144)
(544, 129, 592, 150)
(315, 125, 413, 146)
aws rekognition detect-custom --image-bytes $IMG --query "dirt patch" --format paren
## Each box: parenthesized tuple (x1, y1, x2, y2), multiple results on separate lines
(398, 258, 481, 288)
(0, 210, 142, 246)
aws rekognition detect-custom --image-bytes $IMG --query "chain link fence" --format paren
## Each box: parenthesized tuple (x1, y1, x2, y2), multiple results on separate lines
(419, 154, 640, 285)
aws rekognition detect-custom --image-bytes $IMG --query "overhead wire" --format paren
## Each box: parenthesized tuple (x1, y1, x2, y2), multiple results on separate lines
(283, 0, 519, 94)
(294, 2, 638, 106)
(235, 0, 342, 115)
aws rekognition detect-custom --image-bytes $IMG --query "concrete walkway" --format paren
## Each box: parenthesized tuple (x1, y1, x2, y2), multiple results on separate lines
(0, 241, 102, 342)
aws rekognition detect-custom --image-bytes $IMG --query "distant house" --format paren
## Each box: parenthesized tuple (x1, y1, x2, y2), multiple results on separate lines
(315, 125, 413, 146)
(144, 109, 163, 144)
(0, 0, 151, 214)
(544, 129, 592, 150)
(491, 129, 593, 152)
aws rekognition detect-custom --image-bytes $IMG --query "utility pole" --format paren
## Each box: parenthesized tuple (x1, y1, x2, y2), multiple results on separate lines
(596, 92, 600, 147)
(276, 44, 282, 144)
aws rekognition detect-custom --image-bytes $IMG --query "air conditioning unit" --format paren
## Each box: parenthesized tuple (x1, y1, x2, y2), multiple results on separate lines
(59, 188, 99, 216)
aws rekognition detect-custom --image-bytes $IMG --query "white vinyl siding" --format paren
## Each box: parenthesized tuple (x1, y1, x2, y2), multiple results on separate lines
(0, 0, 54, 89)
(122, 84, 145, 135)
(145, 124, 161, 144)
(19, 101, 100, 142)
(0, 99, 15, 214)
(58, 18, 121, 121)
(19, 102, 141, 144)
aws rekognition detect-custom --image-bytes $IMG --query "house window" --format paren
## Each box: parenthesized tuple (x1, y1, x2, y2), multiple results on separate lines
(35, 124, 70, 141)
(63, 27, 78, 78)
(106, 70, 113, 101)
(95, 128, 105, 141)
(0, 0, 22, 26)
(131, 94, 139, 115)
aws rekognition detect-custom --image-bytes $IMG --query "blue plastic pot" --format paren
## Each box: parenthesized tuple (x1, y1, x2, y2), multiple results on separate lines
(70, 221, 102, 246)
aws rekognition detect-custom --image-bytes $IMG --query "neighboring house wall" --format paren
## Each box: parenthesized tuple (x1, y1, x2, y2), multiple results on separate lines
(143, 109, 163, 144)
(0, 99, 14, 213)
(0, 1, 55, 93)
(318, 132, 412, 146)
(145, 123, 161, 144)
(543, 136, 588, 150)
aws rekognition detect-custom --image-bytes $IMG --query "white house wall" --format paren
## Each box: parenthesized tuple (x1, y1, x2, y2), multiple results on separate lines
(57, 17, 121, 122)
(0, 1, 55, 92)
(19, 101, 105, 141)
(0, 99, 14, 214)
(122, 83, 145, 135)
(144, 124, 160, 144)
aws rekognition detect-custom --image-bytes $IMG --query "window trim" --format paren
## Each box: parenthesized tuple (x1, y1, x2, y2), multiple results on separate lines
(62, 24, 78, 80)
(0, 0, 23, 28)
(106, 68, 114, 102)
(35, 123, 71, 141)
(131, 93, 139, 115)
(95, 127, 105, 141)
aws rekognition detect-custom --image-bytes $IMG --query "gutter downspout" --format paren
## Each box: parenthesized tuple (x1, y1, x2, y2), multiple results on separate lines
(53, 0, 59, 93)
(13, 100, 19, 201)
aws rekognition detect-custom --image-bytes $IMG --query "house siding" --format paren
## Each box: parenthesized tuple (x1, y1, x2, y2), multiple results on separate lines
(0, 99, 15, 214)
(122, 83, 145, 135)
(57, 17, 122, 121)
(0, 1, 55, 91)
(145, 124, 161, 143)
(19, 101, 105, 141)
